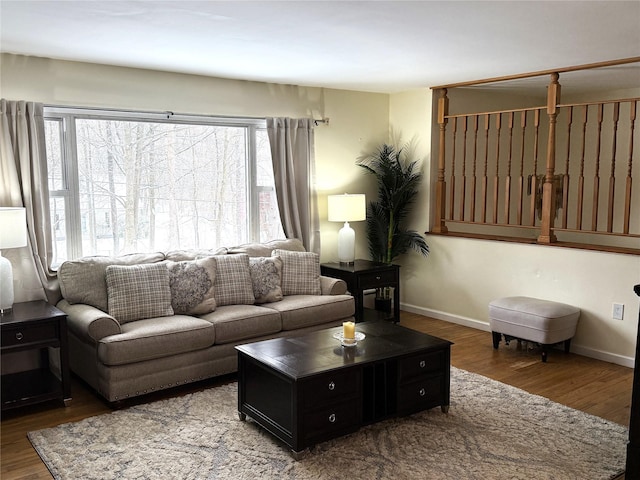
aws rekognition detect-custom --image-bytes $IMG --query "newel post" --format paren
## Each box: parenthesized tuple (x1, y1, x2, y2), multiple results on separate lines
(538, 73, 561, 244)
(433, 88, 449, 234)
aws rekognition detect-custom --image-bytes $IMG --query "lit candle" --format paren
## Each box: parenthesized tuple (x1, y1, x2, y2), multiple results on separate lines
(343, 321, 355, 340)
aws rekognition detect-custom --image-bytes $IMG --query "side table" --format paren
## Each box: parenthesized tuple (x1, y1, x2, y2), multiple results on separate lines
(321, 260, 400, 323)
(1, 300, 71, 410)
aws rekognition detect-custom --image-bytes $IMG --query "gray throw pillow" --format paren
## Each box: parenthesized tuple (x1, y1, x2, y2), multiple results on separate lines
(249, 256, 283, 304)
(212, 254, 255, 306)
(166, 257, 217, 314)
(272, 249, 321, 296)
(105, 263, 174, 324)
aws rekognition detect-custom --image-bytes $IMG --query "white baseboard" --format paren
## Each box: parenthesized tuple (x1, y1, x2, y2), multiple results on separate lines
(400, 303, 635, 369)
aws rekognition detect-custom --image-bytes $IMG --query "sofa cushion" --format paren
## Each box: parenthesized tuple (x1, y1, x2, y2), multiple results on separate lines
(97, 315, 216, 366)
(164, 247, 228, 262)
(249, 256, 283, 304)
(212, 254, 255, 306)
(58, 252, 165, 311)
(262, 294, 355, 330)
(227, 238, 306, 257)
(199, 304, 282, 344)
(166, 258, 217, 314)
(106, 263, 174, 324)
(272, 249, 321, 296)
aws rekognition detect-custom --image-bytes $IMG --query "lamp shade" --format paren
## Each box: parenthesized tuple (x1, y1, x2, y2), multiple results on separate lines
(327, 194, 366, 222)
(0, 207, 27, 249)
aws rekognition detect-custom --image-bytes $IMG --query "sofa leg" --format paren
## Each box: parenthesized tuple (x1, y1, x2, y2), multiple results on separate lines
(492, 331, 501, 349)
(541, 345, 548, 363)
(564, 339, 572, 353)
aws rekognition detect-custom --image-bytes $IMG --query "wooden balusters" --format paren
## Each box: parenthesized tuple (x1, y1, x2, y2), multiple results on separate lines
(577, 105, 588, 230)
(562, 106, 572, 229)
(592, 104, 604, 231)
(517, 111, 527, 225)
(482, 114, 490, 223)
(460, 116, 468, 221)
(624, 101, 636, 234)
(493, 113, 501, 224)
(529, 109, 540, 226)
(433, 88, 448, 234)
(607, 102, 620, 233)
(471, 115, 479, 222)
(449, 117, 457, 220)
(504, 112, 514, 225)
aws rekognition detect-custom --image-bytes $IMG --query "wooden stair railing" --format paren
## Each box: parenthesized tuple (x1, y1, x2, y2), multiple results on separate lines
(431, 58, 640, 254)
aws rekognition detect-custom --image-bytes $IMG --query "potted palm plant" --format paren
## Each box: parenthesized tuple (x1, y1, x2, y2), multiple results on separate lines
(357, 143, 429, 311)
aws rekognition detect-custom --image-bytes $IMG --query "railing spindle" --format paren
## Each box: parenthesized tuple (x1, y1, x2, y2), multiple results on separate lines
(433, 89, 449, 234)
(505, 112, 514, 224)
(493, 113, 501, 224)
(624, 100, 636, 234)
(577, 105, 588, 230)
(607, 102, 620, 232)
(562, 106, 573, 229)
(482, 114, 490, 223)
(530, 109, 540, 226)
(517, 110, 526, 225)
(449, 116, 457, 221)
(592, 104, 604, 231)
(460, 116, 468, 221)
(471, 115, 479, 222)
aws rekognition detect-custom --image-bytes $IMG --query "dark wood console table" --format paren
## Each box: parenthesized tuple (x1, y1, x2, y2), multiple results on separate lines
(236, 321, 451, 458)
(1, 301, 71, 410)
(321, 260, 400, 323)
(627, 284, 640, 478)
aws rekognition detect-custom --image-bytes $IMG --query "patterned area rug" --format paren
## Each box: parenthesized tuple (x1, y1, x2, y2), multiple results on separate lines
(28, 367, 628, 480)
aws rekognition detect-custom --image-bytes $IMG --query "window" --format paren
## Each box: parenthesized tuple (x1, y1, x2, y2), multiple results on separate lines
(44, 108, 284, 267)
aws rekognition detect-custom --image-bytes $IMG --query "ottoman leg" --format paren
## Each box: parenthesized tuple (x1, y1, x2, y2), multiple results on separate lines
(564, 339, 572, 353)
(541, 345, 548, 363)
(492, 331, 502, 349)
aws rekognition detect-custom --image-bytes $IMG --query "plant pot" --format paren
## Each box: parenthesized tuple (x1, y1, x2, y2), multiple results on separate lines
(374, 297, 392, 313)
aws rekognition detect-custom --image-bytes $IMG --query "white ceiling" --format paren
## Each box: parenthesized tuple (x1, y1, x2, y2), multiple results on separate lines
(1, 0, 639, 93)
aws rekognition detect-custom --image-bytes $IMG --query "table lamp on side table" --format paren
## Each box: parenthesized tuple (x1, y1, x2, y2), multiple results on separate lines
(328, 194, 366, 264)
(0, 207, 27, 314)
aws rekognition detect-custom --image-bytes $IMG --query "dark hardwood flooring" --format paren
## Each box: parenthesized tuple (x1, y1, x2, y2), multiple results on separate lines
(1, 312, 633, 479)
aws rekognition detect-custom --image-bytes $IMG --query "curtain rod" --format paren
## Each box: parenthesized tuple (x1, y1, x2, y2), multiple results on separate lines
(314, 118, 329, 126)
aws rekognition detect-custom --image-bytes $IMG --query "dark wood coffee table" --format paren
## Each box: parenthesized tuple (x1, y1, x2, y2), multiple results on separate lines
(236, 321, 452, 457)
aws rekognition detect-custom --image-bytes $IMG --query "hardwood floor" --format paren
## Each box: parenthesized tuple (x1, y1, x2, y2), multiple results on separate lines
(1, 312, 634, 479)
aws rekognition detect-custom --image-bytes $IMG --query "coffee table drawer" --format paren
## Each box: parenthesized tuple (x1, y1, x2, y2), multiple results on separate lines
(398, 350, 444, 382)
(303, 369, 360, 409)
(303, 399, 360, 441)
(397, 375, 444, 414)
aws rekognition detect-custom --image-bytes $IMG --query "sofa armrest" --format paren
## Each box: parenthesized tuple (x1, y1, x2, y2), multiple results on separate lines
(320, 276, 348, 295)
(57, 299, 121, 343)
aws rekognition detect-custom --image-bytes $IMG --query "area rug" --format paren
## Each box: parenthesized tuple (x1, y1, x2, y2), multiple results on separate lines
(28, 367, 628, 480)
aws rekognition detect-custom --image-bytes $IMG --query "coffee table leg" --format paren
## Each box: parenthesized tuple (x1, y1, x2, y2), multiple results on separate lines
(291, 448, 309, 461)
(238, 412, 247, 421)
(441, 405, 449, 413)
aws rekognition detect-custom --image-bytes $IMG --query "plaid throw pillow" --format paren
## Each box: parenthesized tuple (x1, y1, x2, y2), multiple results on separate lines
(272, 249, 321, 296)
(105, 263, 174, 324)
(212, 254, 255, 306)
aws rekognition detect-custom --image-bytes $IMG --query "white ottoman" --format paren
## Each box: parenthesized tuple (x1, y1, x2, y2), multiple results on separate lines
(489, 296, 580, 362)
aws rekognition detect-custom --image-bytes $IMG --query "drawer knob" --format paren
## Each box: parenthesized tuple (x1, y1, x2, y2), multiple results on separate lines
(328, 413, 336, 423)
(376, 276, 381, 280)
(15, 332, 24, 341)
(419, 388, 426, 397)
(328, 381, 335, 391)
(419, 360, 426, 368)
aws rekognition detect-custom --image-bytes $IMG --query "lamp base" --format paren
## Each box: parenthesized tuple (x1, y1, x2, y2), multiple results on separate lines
(0, 254, 15, 312)
(337, 221, 356, 264)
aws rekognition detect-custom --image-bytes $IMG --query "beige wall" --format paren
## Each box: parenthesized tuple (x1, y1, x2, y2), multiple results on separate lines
(2, 53, 638, 366)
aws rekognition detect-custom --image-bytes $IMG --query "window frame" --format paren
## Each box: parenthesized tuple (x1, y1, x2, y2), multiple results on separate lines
(44, 106, 278, 263)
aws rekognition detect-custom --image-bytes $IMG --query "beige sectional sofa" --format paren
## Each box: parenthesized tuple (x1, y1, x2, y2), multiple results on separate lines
(56, 239, 354, 403)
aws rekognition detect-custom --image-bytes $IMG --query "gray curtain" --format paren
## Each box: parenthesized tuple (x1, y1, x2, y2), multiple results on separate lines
(0, 99, 57, 304)
(266, 118, 320, 254)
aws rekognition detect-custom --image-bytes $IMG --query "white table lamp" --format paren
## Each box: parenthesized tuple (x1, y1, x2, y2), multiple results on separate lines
(328, 194, 366, 264)
(0, 207, 28, 313)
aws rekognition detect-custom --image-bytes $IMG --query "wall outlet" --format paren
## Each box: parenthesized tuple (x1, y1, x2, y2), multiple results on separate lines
(612, 303, 624, 320)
